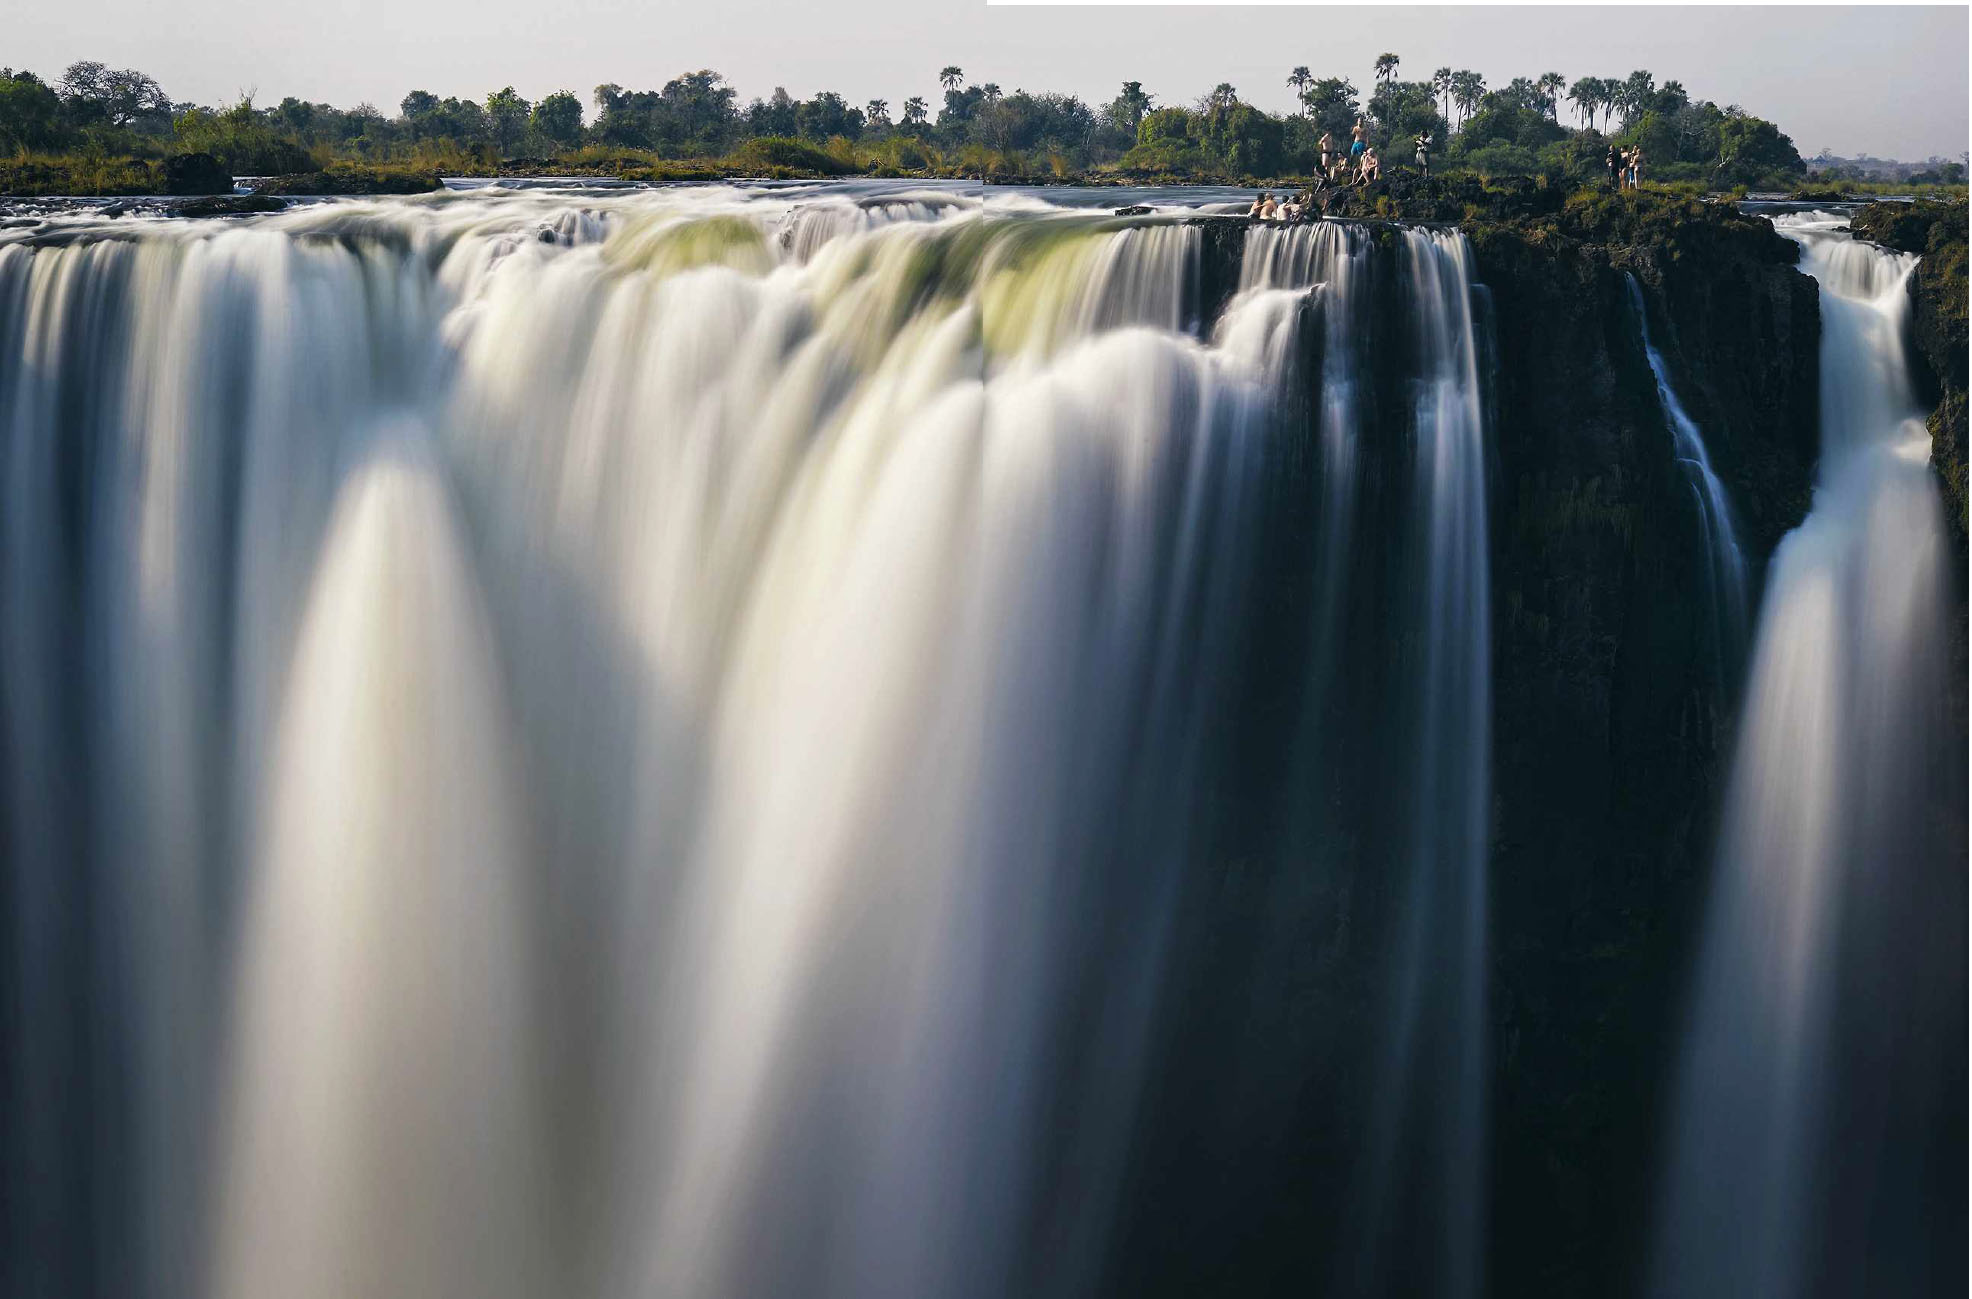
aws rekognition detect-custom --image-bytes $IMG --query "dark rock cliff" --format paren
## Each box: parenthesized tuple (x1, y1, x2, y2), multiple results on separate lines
(1467, 203, 1818, 1295)
(1120, 198, 1824, 1298)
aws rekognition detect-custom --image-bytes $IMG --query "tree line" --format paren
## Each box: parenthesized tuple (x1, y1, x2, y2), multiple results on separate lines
(0, 54, 1812, 187)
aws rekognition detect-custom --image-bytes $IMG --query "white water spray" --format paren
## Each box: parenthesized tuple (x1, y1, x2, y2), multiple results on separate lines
(1652, 214, 1952, 1298)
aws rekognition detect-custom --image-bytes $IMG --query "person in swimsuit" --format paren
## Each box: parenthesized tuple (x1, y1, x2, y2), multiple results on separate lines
(1628, 146, 1643, 188)
(1259, 193, 1278, 220)
(1319, 130, 1336, 174)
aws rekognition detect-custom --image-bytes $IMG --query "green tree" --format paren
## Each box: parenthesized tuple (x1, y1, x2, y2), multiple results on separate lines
(58, 61, 170, 130)
(1300, 77, 1360, 142)
(865, 99, 889, 128)
(1619, 70, 1655, 130)
(940, 66, 963, 91)
(529, 91, 584, 150)
(1107, 81, 1154, 132)
(1566, 77, 1598, 130)
(1450, 70, 1486, 130)
(0, 70, 66, 151)
(1374, 52, 1400, 84)
(1537, 72, 1565, 119)
(901, 96, 928, 128)
(485, 86, 530, 155)
(1287, 66, 1312, 105)
(1432, 67, 1453, 123)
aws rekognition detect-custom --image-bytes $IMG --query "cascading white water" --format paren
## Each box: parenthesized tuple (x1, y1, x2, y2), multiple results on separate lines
(1624, 272, 1749, 675)
(1360, 228, 1493, 1299)
(1231, 220, 1372, 693)
(213, 438, 548, 1299)
(1651, 214, 1952, 1297)
(0, 191, 1498, 1298)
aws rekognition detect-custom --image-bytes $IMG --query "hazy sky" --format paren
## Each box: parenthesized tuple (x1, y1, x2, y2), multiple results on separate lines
(11, 4, 1967, 160)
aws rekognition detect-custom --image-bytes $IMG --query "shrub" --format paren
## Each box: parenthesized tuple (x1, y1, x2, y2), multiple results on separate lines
(726, 136, 851, 175)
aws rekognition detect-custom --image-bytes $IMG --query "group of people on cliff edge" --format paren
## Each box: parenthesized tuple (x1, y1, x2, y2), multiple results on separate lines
(1607, 143, 1645, 188)
(1314, 120, 1385, 187)
(1250, 114, 1437, 213)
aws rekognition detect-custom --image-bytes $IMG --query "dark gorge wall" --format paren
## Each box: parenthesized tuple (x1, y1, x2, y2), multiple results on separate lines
(1120, 206, 1823, 1297)
(1471, 210, 1818, 1294)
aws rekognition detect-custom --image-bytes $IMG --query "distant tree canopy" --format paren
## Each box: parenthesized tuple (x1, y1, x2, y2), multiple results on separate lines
(0, 55, 1820, 188)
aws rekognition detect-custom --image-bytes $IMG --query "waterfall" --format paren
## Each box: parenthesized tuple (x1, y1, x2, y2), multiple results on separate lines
(1624, 272, 1749, 679)
(0, 191, 1498, 1299)
(1344, 228, 1493, 1299)
(1651, 215, 1957, 1297)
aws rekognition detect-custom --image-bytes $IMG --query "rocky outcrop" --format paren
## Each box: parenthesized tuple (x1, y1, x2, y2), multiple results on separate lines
(160, 152, 231, 197)
(169, 194, 287, 218)
(248, 167, 443, 196)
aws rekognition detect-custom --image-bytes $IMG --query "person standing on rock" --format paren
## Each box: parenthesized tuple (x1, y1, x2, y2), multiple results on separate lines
(1414, 130, 1433, 177)
(1607, 144, 1623, 189)
(1319, 130, 1336, 175)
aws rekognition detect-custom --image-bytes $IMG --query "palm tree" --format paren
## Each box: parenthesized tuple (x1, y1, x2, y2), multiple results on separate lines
(1207, 82, 1237, 112)
(1621, 70, 1655, 129)
(1433, 67, 1454, 123)
(902, 96, 928, 128)
(1567, 76, 1597, 130)
(1537, 72, 1565, 120)
(1451, 69, 1485, 130)
(939, 66, 963, 92)
(866, 99, 889, 127)
(1374, 52, 1400, 84)
(1287, 66, 1312, 108)
(981, 83, 1002, 102)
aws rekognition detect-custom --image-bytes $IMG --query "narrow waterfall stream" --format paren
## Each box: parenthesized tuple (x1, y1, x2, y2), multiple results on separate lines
(1651, 214, 1959, 1298)
(1624, 272, 1749, 682)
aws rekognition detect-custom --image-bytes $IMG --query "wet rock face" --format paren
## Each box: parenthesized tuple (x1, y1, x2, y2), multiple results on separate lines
(1470, 214, 1819, 1295)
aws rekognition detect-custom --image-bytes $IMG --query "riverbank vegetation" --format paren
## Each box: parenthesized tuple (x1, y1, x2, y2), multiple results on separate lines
(2, 56, 1962, 198)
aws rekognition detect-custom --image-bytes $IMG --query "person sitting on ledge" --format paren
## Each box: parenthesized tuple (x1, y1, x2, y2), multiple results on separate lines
(1248, 191, 1268, 217)
(1259, 192, 1278, 220)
